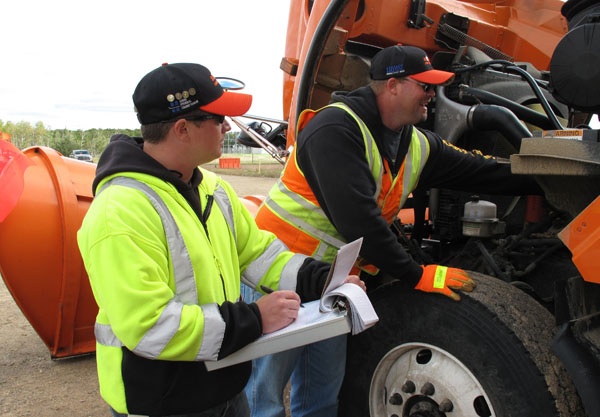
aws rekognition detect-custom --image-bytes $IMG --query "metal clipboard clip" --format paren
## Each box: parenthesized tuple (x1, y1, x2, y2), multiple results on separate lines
(332, 296, 347, 312)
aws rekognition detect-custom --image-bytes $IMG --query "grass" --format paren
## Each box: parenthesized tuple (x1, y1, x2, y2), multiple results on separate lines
(202, 153, 284, 178)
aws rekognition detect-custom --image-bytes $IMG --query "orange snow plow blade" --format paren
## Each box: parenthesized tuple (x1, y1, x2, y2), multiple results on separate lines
(0, 146, 273, 358)
(0, 146, 97, 358)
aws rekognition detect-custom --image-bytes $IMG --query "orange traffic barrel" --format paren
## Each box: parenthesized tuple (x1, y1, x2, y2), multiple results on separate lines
(0, 146, 97, 358)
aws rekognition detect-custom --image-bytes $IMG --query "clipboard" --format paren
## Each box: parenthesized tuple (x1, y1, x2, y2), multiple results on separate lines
(205, 238, 378, 371)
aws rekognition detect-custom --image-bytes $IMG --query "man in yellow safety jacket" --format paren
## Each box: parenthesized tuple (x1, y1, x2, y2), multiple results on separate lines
(77, 62, 364, 417)
(243, 45, 543, 417)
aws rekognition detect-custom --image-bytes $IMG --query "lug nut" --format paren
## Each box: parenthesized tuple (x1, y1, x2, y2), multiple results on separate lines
(389, 393, 403, 405)
(439, 398, 454, 412)
(421, 382, 435, 396)
(401, 380, 416, 393)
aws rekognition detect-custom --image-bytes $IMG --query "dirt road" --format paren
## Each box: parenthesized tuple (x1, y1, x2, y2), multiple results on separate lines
(0, 173, 277, 417)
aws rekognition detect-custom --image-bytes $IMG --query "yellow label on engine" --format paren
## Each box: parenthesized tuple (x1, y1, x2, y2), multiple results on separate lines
(434, 266, 448, 289)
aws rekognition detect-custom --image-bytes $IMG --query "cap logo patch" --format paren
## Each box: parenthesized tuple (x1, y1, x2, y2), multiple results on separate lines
(386, 64, 404, 75)
(166, 88, 198, 115)
(424, 56, 431, 64)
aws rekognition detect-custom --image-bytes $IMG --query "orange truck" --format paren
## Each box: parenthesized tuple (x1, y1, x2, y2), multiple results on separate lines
(238, 0, 600, 416)
(1, 0, 599, 416)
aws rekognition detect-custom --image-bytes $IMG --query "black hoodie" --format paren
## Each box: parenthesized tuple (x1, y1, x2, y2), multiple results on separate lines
(92, 134, 330, 414)
(295, 87, 541, 287)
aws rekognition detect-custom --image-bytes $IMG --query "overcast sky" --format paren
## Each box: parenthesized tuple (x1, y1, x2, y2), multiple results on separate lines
(1, 0, 291, 130)
(3, 1, 598, 131)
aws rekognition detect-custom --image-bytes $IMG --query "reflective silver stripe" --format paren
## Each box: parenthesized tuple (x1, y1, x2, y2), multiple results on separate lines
(402, 150, 415, 204)
(279, 253, 308, 291)
(276, 180, 328, 218)
(242, 239, 289, 288)
(213, 184, 236, 243)
(264, 196, 346, 249)
(196, 303, 226, 361)
(133, 299, 183, 358)
(399, 129, 429, 209)
(98, 177, 197, 304)
(95, 322, 123, 347)
(415, 129, 429, 173)
(313, 242, 328, 260)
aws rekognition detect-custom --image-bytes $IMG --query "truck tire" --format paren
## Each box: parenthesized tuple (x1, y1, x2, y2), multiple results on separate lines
(339, 272, 584, 417)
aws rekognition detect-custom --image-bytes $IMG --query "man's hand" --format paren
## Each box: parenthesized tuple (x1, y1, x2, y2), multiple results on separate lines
(255, 290, 302, 334)
(344, 275, 366, 292)
(415, 265, 475, 301)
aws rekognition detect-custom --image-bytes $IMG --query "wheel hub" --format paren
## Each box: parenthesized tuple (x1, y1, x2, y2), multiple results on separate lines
(369, 343, 495, 416)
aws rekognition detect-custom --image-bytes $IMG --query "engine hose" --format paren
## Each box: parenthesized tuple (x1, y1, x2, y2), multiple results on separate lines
(504, 65, 564, 130)
(459, 86, 555, 130)
(474, 239, 510, 282)
(295, 0, 349, 122)
(468, 104, 532, 149)
(455, 60, 564, 130)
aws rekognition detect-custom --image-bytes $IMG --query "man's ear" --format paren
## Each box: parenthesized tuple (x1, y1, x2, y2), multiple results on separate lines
(387, 77, 401, 94)
(172, 119, 191, 142)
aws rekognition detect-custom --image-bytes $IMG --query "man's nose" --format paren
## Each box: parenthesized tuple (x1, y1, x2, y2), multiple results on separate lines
(223, 119, 231, 133)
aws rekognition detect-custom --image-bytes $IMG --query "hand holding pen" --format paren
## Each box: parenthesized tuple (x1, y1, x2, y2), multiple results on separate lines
(255, 285, 303, 334)
(261, 285, 304, 308)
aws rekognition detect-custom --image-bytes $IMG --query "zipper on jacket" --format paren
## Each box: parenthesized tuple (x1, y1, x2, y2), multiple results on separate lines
(201, 194, 228, 299)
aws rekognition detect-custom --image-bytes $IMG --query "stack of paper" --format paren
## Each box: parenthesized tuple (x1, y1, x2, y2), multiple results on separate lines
(319, 237, 379, 334)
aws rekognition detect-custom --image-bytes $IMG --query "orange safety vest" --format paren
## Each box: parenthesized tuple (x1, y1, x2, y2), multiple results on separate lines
(255, 102, 430, 273)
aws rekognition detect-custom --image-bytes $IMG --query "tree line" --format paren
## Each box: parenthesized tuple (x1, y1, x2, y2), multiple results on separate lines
(0, 120, 242, 158)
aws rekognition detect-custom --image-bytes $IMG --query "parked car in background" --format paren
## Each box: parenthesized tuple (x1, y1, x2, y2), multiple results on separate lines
(69, 149, 93, 163)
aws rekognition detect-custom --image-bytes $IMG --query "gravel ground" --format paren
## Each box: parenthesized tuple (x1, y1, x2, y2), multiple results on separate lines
(0, 173, 278, 417)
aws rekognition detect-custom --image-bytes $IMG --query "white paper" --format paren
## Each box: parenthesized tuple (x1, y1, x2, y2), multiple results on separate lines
(319, 237, 378, 334)
(205, 237, 378, 371)
(321, 237, 364, 297)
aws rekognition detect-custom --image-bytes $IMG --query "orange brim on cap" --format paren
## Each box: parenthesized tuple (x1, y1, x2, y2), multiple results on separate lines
(200, 90, 253, 116)
(410, 69, 455, 85)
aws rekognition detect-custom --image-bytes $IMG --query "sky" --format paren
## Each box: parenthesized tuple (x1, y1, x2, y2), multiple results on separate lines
(2, 1, 597, 131)
(1, 0, 291, 130)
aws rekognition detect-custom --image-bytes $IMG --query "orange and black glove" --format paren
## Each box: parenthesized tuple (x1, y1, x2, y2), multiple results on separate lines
(415, 265, 475, 301)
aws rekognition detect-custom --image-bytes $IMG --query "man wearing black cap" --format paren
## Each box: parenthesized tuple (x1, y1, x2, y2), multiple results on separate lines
(77, 62, 364, 417)
(244, 45, 542, 416)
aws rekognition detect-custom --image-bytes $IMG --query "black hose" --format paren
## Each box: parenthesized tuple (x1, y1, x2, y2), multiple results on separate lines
(474, 239, 510, 281)
(295, 0, 349, 122)
(504, 65, 564, 130)
(459, 86, 555, 130)
(455, 60, 564, 130)
(470, 104, 532, 149)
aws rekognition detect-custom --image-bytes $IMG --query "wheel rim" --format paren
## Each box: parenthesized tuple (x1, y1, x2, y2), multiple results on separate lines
(369, 342, 496, 417)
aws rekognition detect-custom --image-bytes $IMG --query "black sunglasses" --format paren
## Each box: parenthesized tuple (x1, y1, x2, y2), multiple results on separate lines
(185, 114, 226, 124)
(403, 77, 435, 93)
(160, 114, 226, 124)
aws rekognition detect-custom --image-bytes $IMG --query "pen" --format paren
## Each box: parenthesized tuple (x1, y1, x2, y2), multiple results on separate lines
(260, 285, 304, 308)
(260, 285, 274, 294)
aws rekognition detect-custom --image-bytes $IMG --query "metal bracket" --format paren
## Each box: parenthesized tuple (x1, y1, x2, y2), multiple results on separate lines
(408, 0, 434, 29)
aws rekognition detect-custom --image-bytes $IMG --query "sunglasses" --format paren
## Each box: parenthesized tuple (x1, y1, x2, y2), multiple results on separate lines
(160, 113, 226, 124)
(403, 78, 435, 93)
(185, 114, 226, 124)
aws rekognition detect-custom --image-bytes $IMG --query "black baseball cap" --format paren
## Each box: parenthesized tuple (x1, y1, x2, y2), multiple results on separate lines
(133, 63, 252, 125)
(370, 45, 454, 84)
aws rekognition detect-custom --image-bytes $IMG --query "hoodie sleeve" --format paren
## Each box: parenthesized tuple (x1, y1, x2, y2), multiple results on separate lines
(296, 108, 424, 287)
